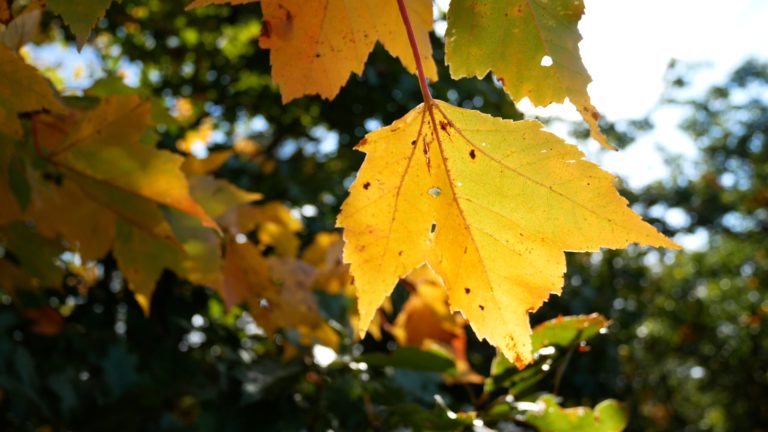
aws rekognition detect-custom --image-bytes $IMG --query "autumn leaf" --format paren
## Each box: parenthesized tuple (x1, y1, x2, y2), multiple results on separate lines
(47, 0, 119, 48)
(445, 0, 612, 149)
(221, 239, 338, 348)
(188, 0, 436, 102)
(221, 201, 302, 257)
(0, 46, 63, 139)
(338, 100, 678, 367)
(34, 95, 218, 234)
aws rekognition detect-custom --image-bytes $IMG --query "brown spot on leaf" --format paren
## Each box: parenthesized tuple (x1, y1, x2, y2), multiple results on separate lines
(479, 305, 485, 311)
(261, 21, 272, 39)
(469, 149, 476, 160)
(439, 120, 450, 134)
(398, 250, 403, 256)
(363, 181, 370, 190)
(464, 287, 470, 294)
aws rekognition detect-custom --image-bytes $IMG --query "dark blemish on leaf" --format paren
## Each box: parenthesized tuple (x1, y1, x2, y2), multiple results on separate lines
(464, 287, 470, 294)
(363, 182, 371, 190)
(398, 250, 403, 256)
(262, 21, 272, 39)
(469, 149, 476, 159)
(430, 223, 437, 234)
(463, 246, 468, 254)
(479, 305, 485, 311)
(439, 120, 450, 134)
(350, 276, 355, 285)
(315, 53, 321, 58)
(411, 139, 416, 146)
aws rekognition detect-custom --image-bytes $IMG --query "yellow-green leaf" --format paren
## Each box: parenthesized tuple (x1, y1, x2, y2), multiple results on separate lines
(188, 175, 262, 220)
(524, 394, 628, 432)
(189, 0, 436, 102)
(445, 0, 611, 149)
(47, 0, 118, 48)
(337, 100, 678, 367)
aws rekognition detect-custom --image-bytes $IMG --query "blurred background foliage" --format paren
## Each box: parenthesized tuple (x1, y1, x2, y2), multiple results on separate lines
(0, 0, 766, 431)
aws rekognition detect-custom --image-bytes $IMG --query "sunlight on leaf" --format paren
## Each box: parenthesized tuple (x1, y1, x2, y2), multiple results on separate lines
(338, 100, 678, 367)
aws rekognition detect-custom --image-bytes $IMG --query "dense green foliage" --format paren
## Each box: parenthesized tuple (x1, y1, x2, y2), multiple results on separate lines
(0, 1, 765, 430)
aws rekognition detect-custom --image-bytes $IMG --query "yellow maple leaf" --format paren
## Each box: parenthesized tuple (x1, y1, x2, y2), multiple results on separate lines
(445, 0, 611, 149)
(187, 0, 436, 102)
(337, 100, 679, 367)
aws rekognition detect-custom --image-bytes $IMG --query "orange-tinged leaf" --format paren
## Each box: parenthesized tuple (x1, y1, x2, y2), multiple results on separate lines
(221, 239, 337, 347)
(189, 0, 436, 101)
(26, 172, 116, 261)
(391, 267, 463, 348)
(338, 100, 678, 367)
(254, 0, 436, 102)
(445, 0, 612, 149)
(302, 231, 350, 296)
(221, 201, 302, 257)
(43, 95, 218, 232)
(0, 46, 63, 138)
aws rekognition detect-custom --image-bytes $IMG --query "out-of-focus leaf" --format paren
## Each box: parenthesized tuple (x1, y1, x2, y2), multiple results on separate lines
(523, 394, 627, 432)
(531, 313, 609, 352)
(358, 347, 454, 373)
(0, 46, 63, 138)
(47, 0, 119, 48)
(0, 0, 43, 51)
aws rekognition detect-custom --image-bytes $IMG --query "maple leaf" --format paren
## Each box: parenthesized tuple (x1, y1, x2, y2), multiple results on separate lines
(187, 0, 436, 102)
(337, 100, 678, 367)
(0, 46, 63, 139)
(46, 0, 119, 48)
(445, 0, 612, 149)
(33, 95, 218, 235)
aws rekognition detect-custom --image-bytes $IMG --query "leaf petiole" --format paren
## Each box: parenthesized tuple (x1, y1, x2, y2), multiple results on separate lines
(396, 0, 433, 105)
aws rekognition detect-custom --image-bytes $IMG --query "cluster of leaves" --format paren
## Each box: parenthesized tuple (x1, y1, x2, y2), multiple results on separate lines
(0, 0, 709, 430)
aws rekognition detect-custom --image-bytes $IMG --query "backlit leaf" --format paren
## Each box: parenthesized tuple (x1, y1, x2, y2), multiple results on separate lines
(338, 100, 678, 367)
(446, 0, 611, 149)
(189, 0, 437, 102)
(531, 313, 609, 351)
(523, 394, 628, 432)
(40, 95, 218, 232)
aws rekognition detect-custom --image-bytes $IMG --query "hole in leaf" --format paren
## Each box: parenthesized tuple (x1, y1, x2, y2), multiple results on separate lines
(427, 187, 441, 198)
(540, 55, 553, 67)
